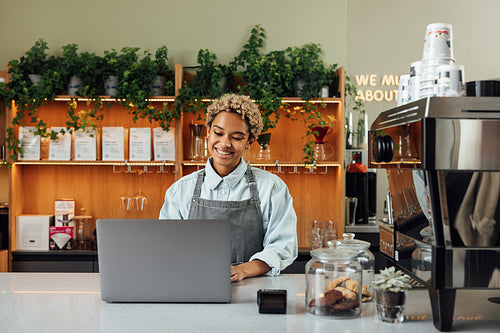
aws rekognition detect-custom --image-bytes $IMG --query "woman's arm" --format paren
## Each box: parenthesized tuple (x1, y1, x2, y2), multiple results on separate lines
(231, 259, 270, 282)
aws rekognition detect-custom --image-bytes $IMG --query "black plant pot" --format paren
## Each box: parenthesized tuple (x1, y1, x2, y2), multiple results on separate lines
(375, 289, 407, 323)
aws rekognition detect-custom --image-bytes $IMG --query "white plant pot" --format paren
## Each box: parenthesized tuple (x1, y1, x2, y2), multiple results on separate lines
(151, 75, 166, 96)
(320, 86, 330, 98)
(67, 75, 82, 96)
(104, 75, 119, 97)
(28, 74, 43, 86)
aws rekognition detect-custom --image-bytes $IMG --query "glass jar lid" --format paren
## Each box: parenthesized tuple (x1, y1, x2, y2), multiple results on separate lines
(329, 233, 371, 251)
(310, 244, 360, 261)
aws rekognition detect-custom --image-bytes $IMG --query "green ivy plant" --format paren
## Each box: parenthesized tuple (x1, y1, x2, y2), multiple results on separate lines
(5, 39, 64, 161)
(118, 48, 179, 131)
(345, 75, 366, 147)
(173, 48, 231, 120)
(285, 43, 340, 164)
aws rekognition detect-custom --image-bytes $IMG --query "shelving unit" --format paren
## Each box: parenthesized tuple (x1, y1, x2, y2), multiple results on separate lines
(0, 70, 8, 272)
(5, 64, 345, 271)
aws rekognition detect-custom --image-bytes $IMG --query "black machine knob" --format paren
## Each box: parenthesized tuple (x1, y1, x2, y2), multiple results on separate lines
(372, 135, 394, 163)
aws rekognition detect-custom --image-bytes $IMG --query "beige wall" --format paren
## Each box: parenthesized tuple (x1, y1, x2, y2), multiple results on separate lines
(0, 0, 348, 67)
(346, 0, 500, 218)
(1, 0, 500, 214)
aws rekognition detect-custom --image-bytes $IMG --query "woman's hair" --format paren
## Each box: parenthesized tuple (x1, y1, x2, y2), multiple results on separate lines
(206, 94, 263, 141)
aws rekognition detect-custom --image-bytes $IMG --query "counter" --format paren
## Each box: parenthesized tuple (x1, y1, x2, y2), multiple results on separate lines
(0, 273, 499, 332)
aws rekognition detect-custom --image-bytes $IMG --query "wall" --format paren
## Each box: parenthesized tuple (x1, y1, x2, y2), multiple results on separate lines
(2, 0, 500, 217)
(346, 0, 500, 219)
(0, 0, 347, 67)
(0, 0, 348, 202)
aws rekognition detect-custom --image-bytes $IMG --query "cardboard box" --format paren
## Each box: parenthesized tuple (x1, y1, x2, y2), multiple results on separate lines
(55, 199, 75, 235)
(49, 226, 73, 250)
(15, 215, 53, 251)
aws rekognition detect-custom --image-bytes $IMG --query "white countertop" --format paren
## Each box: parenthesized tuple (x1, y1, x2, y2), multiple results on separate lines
(0, 273, 499, 333)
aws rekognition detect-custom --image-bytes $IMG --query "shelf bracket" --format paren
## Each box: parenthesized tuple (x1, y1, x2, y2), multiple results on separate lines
(289, 166, 300, 174)
(275, 160, 284, 174)
(319, 166, 328, 175)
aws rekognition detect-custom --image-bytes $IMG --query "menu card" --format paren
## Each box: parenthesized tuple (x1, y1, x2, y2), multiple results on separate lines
(49, 127, 72, 161)
(102, 127, 124, 161)
(153, 127, 175, 161)
(129, 127, 151, 161)
(74, 128, 97, 161)
(18, 127, 41, 160)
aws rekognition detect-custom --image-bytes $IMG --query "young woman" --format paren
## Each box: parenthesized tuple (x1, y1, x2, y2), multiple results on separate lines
(159, 94, 297, 282)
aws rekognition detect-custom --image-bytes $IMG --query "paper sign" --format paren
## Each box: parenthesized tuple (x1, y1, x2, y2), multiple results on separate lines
(102, 127, 124, 161)
(49, 127, 72, 160)
(74, 128, 97, 161)
(18, 127, 41, 160)
(153, 127, 175, 161)
(129, 127, 151, 161)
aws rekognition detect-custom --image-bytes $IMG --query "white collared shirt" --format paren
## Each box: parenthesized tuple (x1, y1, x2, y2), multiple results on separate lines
(159, 158, 298, 275)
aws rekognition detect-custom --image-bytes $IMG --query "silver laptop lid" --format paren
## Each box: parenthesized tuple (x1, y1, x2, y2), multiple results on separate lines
(97, 219, 231, 303)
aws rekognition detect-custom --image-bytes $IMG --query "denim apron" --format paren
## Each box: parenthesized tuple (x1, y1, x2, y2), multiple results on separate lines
(188, 168, 264, 264)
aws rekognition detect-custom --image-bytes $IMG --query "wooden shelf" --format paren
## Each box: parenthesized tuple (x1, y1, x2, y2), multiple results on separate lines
(5, 64, 346, 271)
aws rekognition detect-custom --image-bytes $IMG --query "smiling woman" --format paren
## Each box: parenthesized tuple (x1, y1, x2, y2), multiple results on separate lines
(159, 93, 298, 283)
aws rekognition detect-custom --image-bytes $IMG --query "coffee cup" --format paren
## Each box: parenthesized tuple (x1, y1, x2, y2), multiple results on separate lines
(435, 64, 465, 97)
(422, 23, 454, 60)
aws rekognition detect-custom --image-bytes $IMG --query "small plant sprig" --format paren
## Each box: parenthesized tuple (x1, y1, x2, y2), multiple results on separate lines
(370, 266, 413, 292)
(345, 75, 366, 145)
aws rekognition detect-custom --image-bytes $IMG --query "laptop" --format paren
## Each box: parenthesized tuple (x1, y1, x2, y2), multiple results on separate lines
(96, 219, 232, 303)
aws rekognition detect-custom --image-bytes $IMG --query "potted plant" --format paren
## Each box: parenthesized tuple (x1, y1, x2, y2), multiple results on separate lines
(370, 266, 413, 323)
(59, 43, 104, 97)
(345, 75, 367, 149)
(152, 45, 174, 96)
(5, 39, 64, 161)
(286, 43, 334, 100)
(174, 48, 231, 119)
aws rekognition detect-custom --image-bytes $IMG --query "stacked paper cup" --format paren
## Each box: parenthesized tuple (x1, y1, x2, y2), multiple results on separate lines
(407, 61, 422, 103)
(399, 23, 465, 105)
(419, 23, 464, 98)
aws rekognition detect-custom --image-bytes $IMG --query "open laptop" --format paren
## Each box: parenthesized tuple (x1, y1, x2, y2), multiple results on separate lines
(96, 219, 232, 303)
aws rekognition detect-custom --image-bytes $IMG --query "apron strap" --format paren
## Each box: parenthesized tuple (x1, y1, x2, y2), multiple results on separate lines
(192, 170, 205, 201)
(246, 167, 261, 205)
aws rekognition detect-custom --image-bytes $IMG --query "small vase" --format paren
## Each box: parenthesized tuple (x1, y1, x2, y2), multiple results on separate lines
(28, 74, 43, 86)
(294, 78, 307, 97)
(151, 75, 166, 96)
(104, 75, 119, 97)
(375, 289, 407, 323)
(256, 133, 271, 162)
(67, 75, 82, 96)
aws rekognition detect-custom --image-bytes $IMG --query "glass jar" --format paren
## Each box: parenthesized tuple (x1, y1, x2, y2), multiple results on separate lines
(305, 246, 362, 318)
(74, 208, 92, 250)
(331, 233, 375, 302)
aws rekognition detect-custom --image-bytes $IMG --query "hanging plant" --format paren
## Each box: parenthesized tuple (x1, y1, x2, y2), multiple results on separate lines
(173, 48, 231, 120)
(119, 48, 179, 131)
(5, 39, 64, 161)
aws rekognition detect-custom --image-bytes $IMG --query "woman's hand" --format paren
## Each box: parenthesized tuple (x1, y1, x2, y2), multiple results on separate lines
(230, 259, 271, 282)
(230, 265, 245, 282)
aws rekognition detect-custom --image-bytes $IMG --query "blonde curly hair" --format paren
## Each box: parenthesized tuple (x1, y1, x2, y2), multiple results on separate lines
(206, 94, 263, 141)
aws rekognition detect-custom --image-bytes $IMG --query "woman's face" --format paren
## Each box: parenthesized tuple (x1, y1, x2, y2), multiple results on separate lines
(208, 111, 254, 177)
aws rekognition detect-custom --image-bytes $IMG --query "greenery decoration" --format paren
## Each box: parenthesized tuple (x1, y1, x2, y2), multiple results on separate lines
(370, 266, 413, 292)
(173, 48, 231, 119)
(5, 39, 64, 161)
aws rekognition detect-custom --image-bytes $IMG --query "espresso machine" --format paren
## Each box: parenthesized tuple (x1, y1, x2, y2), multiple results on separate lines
(369, 97, 500, 331)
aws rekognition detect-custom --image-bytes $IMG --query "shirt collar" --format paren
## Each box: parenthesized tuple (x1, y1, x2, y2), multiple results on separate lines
(204, 157, 248, 190)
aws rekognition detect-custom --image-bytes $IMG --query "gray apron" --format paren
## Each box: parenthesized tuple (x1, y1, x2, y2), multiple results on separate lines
(188, 168, 264, 264)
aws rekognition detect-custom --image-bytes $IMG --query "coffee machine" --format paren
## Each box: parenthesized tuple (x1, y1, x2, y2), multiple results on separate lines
(369, 97, 500, 331)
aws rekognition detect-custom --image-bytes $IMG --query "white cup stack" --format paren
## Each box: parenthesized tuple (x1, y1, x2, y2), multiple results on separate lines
(399, 23, 465, 106)
(407, 61, 422, 103)
(397, 74, 410, 106)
